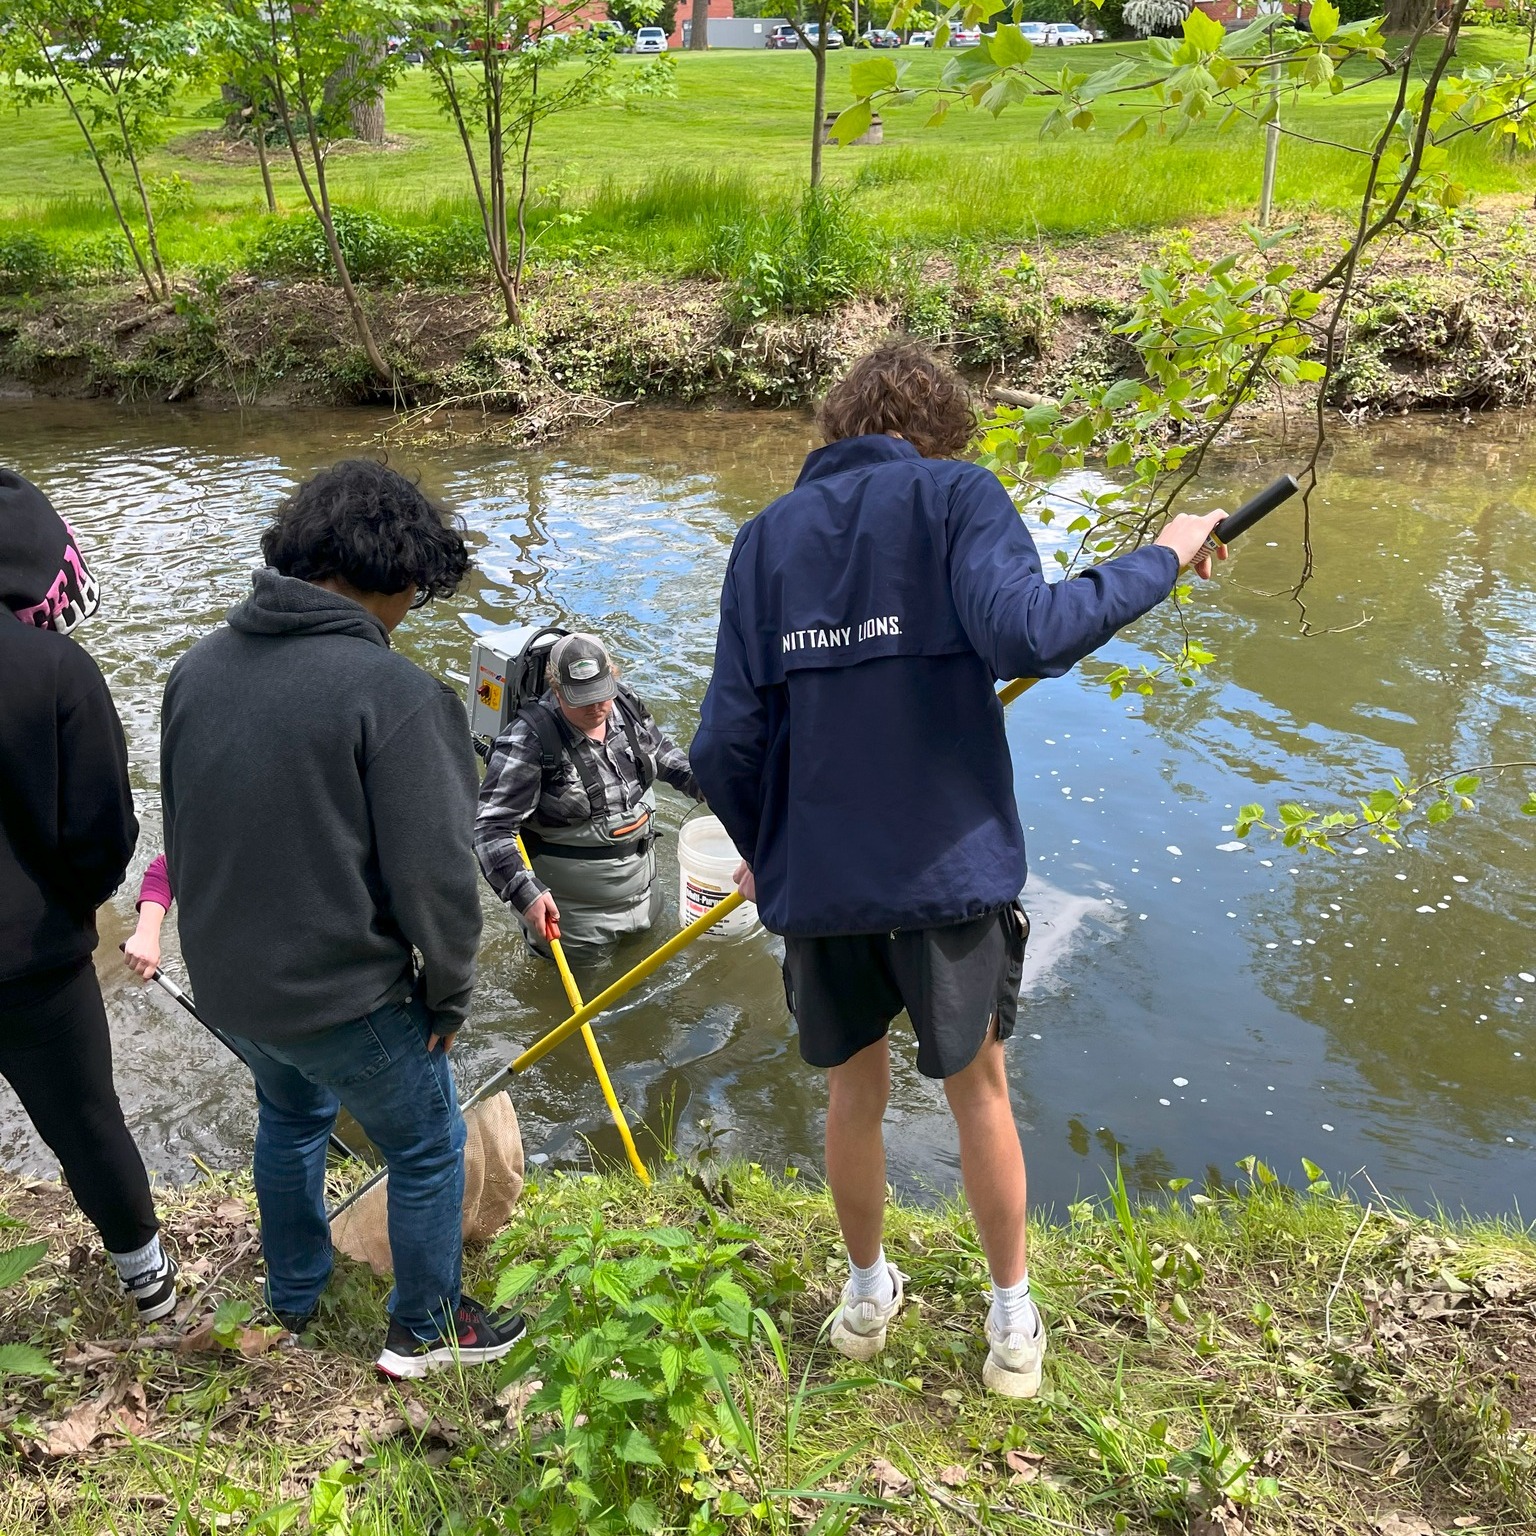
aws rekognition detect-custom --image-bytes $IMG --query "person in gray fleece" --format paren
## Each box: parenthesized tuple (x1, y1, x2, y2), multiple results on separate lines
(160, 459, 523, 1379)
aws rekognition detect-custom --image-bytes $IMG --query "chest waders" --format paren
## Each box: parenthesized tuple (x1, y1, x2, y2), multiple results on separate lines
(520, 692, 662, 947)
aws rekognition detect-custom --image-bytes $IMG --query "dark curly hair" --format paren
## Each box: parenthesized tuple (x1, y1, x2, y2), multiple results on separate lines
(260, 458, 470, 605)
(817, 341, 975, 460)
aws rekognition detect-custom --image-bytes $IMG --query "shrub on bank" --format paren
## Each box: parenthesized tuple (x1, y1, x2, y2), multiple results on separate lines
(0, 231, 133, 295)
(247, 209, 489, 287)
(707, 189, 894, 324)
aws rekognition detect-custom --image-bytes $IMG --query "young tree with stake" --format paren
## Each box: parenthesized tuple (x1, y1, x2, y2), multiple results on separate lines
(210, 0, 403, 388)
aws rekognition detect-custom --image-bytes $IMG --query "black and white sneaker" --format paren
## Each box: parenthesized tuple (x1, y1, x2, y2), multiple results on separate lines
(375, 1297, 526, 1380)
(121, 1251, 179, 1324)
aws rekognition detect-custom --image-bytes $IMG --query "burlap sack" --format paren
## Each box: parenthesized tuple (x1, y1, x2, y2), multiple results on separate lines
(329, 1091, 525, 1276)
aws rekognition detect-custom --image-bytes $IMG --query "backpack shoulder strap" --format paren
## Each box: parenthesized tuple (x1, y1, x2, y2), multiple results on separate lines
(522, 699, 610, 816)
(613, 685, 655, 792)
(518, 702, 567, 779)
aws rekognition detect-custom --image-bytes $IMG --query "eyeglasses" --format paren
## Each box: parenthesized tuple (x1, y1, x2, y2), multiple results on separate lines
(410, 586, 432, 610)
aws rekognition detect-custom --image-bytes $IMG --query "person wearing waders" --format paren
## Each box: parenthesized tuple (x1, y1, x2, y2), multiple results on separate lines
(475, 634, 705, 952)
(160, 460, 524, 1379)
(0, 469, 178, 1324)
(690, 343, 1228, 1398)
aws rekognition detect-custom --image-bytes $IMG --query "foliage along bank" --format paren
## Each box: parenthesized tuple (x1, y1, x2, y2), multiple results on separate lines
(2, 208, 1535, 435)
(1, 1157, 1534, 1535)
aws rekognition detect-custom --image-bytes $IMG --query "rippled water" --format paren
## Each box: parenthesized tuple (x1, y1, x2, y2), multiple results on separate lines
(2, 397, 1534, 1215)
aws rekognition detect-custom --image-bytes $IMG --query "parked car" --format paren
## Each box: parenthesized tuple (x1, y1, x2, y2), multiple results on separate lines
(1046, 23, 1094, 44)
(948, 24, 983, 46)
(769, 23, 801, 48)
(804, 22, 844, 48)
(634, 25, 668, 53)
(907, 29, 934, 46)
(858, 28, 902, 47)
(1018, 21, 1050, 42)
(586, 21, 631, 50)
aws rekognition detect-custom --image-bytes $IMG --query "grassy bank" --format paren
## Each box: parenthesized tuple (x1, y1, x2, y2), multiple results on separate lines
(5, 206, 1535, 424)
(1, 34, 1533, 285)
(2, 1158, 1534, 1534)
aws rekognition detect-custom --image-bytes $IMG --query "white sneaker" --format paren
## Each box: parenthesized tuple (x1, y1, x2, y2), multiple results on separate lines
(982, 1306, 1047, 1398)
(829, 1263, 905, 1361)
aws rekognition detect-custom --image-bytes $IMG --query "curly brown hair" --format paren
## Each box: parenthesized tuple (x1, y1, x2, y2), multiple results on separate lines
(816, 341, 975, 460)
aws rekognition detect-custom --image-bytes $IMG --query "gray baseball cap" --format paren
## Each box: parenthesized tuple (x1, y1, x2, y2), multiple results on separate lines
(550, 632, 618, 706)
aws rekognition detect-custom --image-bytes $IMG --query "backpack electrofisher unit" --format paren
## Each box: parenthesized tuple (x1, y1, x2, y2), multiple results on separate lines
(467, 624, 568, 759)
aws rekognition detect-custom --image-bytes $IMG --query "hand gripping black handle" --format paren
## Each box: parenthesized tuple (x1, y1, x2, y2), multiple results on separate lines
(1213, 473, 1300, 545)
(1187, 473, 1299, 568)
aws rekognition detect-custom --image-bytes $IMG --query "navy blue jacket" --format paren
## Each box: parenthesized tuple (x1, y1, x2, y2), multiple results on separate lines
(691, 435, 1179, 937)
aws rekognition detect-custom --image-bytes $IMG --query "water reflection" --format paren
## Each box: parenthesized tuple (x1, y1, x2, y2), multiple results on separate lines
(1, 398, 1533, 1215)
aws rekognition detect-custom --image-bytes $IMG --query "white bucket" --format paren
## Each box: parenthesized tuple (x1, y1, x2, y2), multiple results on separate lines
(677, 815, 757, 938)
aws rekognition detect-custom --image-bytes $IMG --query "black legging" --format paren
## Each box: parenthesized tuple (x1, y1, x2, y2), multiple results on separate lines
(0, 960, 158, 1254)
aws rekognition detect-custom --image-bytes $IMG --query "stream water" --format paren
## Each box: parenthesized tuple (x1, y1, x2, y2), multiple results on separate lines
(2, 397, 1534, 1216)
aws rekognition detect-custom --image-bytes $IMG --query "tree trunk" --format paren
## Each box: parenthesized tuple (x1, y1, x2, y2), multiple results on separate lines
(267, 27, 395, 387)
(514, 56, 539, 294)
(252, 104, 277, 214)
(689, 0, 709, 49)
(1383, 0, 1437, 32)
(114, 96, 170, 299)
(810, 39, 827, 187)
(221, 80, 245, 135)
(328, 35, 386, 144)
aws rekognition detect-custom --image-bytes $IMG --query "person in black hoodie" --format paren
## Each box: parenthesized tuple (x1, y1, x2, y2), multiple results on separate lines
(0, 468, 178, 1324)
(161, 459, 522, 1379)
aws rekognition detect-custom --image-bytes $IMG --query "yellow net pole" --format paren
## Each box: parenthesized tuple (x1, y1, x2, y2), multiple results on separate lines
(515, 835, 651, 1184)
(513, 889, 746, 1075)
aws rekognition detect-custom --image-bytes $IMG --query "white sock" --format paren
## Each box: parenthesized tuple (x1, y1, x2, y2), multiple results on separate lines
(990, 1274, 1040, 1338)
(108, 1234, 164, 1285)
(849, 1248, 895, 1307)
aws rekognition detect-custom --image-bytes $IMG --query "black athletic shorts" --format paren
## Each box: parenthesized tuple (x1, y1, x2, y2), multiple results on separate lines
(781, 904, 1029, 1080)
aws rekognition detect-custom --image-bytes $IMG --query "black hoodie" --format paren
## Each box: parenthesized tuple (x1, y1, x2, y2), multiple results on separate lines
(161, 569, 482, 1044)
(0, 469, 138, 989)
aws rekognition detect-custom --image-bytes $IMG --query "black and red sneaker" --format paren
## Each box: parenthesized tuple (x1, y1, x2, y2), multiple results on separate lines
(375, 1297, 526, 1380)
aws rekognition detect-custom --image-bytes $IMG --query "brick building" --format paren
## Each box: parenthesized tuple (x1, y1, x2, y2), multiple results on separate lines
(1190, 0, 1311, 22)
(540, 0, 736, 47)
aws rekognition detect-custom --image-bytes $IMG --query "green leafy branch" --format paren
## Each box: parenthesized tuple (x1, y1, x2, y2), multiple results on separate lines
(1234, 762, 1536, 853)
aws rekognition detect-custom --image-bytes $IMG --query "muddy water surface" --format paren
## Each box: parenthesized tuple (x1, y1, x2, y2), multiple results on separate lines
(2, 399, 1534, 1214)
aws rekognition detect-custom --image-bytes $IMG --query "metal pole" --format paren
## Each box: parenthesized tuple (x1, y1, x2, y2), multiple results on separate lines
(141, 963, 354, 1161)
(1258, 16, 1282, 227)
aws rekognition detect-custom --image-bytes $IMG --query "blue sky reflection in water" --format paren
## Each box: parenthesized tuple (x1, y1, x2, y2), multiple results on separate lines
(1, 399, 1533, 1216)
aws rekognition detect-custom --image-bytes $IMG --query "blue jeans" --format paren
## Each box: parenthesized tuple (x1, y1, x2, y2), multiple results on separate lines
(228, 993, 466, 1339)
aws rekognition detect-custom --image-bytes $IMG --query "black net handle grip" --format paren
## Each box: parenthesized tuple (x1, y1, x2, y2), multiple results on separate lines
(1213, 473, 1300, 545)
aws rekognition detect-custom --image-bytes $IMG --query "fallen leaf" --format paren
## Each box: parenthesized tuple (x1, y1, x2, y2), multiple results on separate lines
(1387, 1449, 1411, 1477)
(214, 1198, 248, 1223)
(62, 1341, 118, 1368)
(495, 1377, 541, 1423)
(235, 1326, 278, 1358)
(869, 1458, 913, 1498)
(938, 1464, 968, 1487)
(43, 1400, 105, 1458)
(1373, 1515, 1434, 1536)
(1004, 1447, 1044, 1483)
(1453, 1520, 1482, 1530)
(175, 1319, 220, 1354)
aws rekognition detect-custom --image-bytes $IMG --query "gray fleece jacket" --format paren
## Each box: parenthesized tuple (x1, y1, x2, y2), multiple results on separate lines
(161, 570, 481, 1044)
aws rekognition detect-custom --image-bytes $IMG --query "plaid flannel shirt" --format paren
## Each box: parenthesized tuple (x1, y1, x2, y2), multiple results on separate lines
(475, 689, 702, 912)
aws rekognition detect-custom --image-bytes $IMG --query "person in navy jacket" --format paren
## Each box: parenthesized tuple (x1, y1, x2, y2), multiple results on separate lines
(691, 342, 1227, 1397)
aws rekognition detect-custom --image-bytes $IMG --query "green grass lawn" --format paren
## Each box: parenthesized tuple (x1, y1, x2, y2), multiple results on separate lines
(2, 31, 1533, 279)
